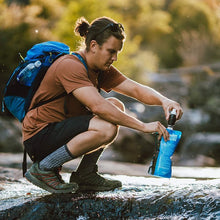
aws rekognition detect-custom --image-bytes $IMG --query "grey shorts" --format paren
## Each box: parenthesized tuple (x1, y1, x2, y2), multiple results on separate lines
(23, 115, 94, 162)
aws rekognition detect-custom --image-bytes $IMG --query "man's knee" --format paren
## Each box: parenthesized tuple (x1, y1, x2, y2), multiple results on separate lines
(106, 97, 125, 112)
(101, 120, 118, 144)
(89, 116, 118, 145)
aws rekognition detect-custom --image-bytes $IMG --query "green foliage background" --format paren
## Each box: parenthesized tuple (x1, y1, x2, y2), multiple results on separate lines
(1, 0, 220, 94)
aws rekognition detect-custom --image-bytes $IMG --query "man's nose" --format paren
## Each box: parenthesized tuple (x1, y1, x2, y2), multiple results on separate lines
(112, 53, 117, 61)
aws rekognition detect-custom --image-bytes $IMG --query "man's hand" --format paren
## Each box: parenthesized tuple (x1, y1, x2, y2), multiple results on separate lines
(143, 121, 169, 141)
(162, 99, 183, 121)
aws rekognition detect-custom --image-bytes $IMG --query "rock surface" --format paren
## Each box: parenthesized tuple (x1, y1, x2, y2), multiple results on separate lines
(179, 133, 220, 165)
(0, 165, 220, 220)
(0, 117, 23, 152)
(0, 153, 220, 219)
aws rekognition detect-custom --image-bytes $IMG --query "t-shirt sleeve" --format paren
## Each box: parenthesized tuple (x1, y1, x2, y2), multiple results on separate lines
(100, 66, 127, 92)
(55, 57, 93, 94)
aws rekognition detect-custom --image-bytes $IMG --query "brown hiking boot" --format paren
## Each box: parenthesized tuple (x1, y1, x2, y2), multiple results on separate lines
(69, 165, 122, 192)
(25, 163, 78, 193)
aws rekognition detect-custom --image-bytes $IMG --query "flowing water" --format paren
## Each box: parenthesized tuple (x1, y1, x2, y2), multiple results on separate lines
(0, 168, 219, 219)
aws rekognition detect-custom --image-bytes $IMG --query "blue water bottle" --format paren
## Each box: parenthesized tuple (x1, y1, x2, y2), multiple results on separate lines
(148, 109, 182, 178)
(17, 60, 41, 86)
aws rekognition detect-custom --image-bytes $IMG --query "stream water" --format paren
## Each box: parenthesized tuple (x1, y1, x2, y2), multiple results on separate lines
(0, 168, 219, 219)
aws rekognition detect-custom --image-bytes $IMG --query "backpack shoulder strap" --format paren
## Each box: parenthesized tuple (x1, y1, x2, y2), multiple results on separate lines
(71, 52, 88, 72)
(71, 52, 101, 92)
(31, 52, 88, 111)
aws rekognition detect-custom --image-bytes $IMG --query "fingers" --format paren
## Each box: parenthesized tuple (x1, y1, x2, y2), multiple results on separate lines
(165, 103, 183, 121)
(160, 126, 169, 142)
(144, 121, 169, 141)
(176, 107, 183, 120)
(156, 121, 169, 142)
(165, 106, 171, 121)
(162, 98, 184, 121)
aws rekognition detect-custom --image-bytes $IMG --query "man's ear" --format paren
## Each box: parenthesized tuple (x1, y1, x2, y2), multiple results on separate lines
(90, 40, 98, 53)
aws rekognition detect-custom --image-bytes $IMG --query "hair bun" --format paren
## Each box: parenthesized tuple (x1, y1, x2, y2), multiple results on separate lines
(75, 18, 90, 37)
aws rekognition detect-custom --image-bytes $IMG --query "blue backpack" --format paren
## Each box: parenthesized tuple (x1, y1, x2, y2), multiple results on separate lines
(2, 41, 88, 176)
(2, 41, 88, 122)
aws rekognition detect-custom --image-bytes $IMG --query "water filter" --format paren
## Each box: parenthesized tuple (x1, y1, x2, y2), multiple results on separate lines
(17, 60, 41, 86)
(168, 109, 177, 129)
(148, 109, 182, 178)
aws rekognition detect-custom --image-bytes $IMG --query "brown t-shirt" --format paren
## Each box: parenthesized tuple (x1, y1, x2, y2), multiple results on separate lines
(22, 53, 127, 141)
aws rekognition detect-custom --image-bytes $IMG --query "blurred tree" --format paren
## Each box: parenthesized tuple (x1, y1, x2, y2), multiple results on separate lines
(1, 0, 220, 98)
(54, 0, 112, 49)
(107, 0, 172, 71)
(6, 0, 30, 5)
(164, 0, 220, 67)
(109, 0, 220, 68)
(0, 0, 63, 107)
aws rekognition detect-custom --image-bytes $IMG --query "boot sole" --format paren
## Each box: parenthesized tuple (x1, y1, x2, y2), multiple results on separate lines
(76, 184, 122, 192)
(25, 171, 78, 194)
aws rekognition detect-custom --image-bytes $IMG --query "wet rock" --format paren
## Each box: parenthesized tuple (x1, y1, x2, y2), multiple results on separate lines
(0, 166, 22, 181)
(179, 132, 220, 166)
(0, 117, 23, 152)
(111, 127, 155, 163)
(186, 73, 220, 133)
(0, 171, 219, 220)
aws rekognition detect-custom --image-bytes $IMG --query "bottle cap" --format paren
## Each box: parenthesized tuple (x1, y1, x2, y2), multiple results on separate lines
(170, 109, 177, 115)
(35, 60, 41, 68)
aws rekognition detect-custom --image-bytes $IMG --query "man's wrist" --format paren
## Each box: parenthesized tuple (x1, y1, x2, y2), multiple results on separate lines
(161, 97, 172, 107)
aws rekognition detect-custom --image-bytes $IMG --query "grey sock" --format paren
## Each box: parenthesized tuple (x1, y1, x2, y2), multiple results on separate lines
(39, 145, 75, 171)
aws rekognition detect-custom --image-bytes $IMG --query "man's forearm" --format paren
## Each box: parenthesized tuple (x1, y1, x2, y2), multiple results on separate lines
(114, 79, 170, 107)
(92, 100, 146, 132)
(134, 84, 169, 106)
